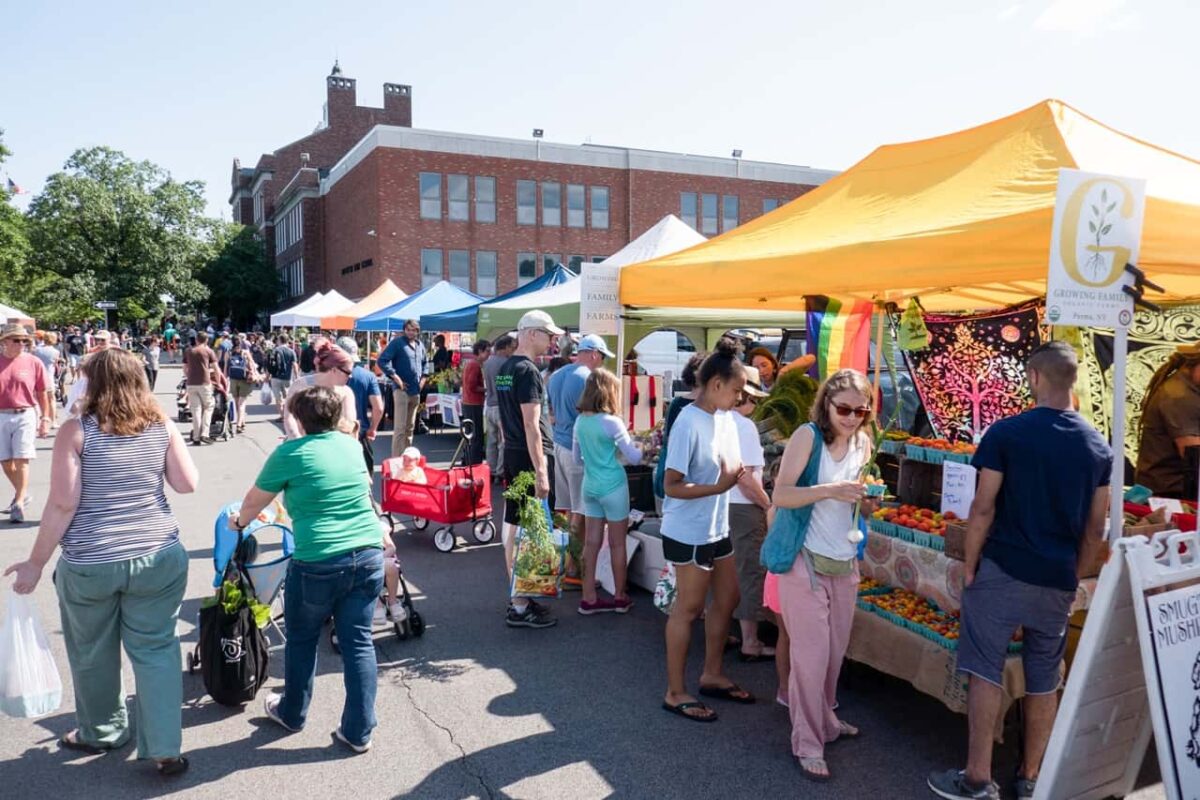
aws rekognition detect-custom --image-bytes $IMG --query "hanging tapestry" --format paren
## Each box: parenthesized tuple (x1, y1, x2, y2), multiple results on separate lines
(904, 301, 1043, 442)
(805, 295, 874, 380)
(1074, 304, 1200, 464)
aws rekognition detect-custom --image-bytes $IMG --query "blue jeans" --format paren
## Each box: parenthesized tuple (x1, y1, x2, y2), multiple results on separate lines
(279, 547, 384, 745)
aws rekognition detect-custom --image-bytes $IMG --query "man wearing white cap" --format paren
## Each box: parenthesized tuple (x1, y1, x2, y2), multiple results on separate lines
(547, 333, 614, 586)
(496, 309, 563, 629)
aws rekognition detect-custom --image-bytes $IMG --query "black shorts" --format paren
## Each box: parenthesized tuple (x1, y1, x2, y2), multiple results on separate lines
(502, 448, 555, 526)
(662, 534, 734, 570)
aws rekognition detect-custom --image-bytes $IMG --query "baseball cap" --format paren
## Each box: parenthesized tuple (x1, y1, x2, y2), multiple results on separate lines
(401, 446, 421, 459)
(336, 336, 360, 358)
(94, 330, 112, 340)
(577, 333, 615, 358)
(517, 309, 564, 336)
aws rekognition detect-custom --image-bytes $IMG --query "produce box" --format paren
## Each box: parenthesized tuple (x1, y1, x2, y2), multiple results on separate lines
(944, 520, 968, 561)
(905, 444, 926, 461)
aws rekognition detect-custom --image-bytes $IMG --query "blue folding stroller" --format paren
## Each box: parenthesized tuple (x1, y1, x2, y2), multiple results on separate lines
(186, 501, 294, 675)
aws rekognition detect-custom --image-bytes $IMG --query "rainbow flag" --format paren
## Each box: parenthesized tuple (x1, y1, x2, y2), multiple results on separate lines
(806, 296, 874, 379)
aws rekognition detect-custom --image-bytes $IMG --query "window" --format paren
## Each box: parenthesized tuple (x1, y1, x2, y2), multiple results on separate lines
(448, 249, 470, 289)
(700, 192, 718, 234)
(542, 182, 561, 227)
(279, 257, 304, 298)
(542, 253, 562, 273)
(475, 176, 496, 223)
(448, 174, 469, 221)
(275, 203, 304, 255)
(421, 248, 442, 287)
(517, 252, 537, 286)
(722, 195, 739, 232)
(590, 255, 607, 263)
(419, 172, 441, 219)
(591, 186, 609, 229)
(680, 192, 697, 230)
(253, 191, 264, 226)
(476, 251, 497, 297)
(567, 184, 585, 228)
(763, 198, 781, 214)
(568, 255, 585, 273)
(516, 180, 536, 225)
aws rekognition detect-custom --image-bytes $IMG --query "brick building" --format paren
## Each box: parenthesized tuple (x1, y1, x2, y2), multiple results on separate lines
(232, 64, 837, 307)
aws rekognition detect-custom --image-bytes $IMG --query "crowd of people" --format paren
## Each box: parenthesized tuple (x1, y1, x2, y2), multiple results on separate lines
(0, 307, 1126, 799)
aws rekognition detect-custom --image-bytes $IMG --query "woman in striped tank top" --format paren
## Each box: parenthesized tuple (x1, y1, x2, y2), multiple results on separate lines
(6, 348, 198, 776)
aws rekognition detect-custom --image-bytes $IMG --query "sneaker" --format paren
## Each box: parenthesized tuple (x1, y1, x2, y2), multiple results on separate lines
(1014, 776, 1036, 800)
(506, 603, 557, 629)
(263, 692, 301, 733)
(612, 596, 633, 614)
(373, 601, 387, 624)
(10, 498, 27, 524)
(387, 602, 407, 623)
(927, 769, 1000, 800)
(334, 726, 371, 754)
(577, 598, 616, 615)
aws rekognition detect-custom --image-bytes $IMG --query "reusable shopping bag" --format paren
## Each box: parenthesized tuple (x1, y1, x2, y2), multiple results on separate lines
(652, 563, 676, 615)
(509, 498, 568, 599)
(198, 558, 269, 706)
(0, 590, 63, 718)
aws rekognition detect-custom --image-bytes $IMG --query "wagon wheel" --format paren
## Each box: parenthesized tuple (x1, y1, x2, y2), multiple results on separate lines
(412, 517, 429, 531)
(410, 610, 426, 637)
(472, 519, 497, 544)
(394, 619, 411, 640)
(186, 652, 197, 675)
(433, 528, 456, 553)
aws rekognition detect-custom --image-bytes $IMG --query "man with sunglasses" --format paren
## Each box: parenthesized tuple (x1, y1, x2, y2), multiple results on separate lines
(0, 324, 52, 523)
(378, 319, 427, 458)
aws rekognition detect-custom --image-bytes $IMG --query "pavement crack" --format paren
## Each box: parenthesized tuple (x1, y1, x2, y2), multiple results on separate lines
(392, 656, 496, 800)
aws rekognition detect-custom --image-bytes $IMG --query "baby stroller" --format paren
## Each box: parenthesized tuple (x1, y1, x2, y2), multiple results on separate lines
(329, 542, 425, 653)
(175, 377, 190, 422)
(380, 419, 496, 552)
(175, 378, 235, 440)
(187, 501, 294, 675)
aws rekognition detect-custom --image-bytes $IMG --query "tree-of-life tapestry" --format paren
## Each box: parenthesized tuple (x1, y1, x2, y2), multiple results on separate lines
(903, 302, 1043, 442)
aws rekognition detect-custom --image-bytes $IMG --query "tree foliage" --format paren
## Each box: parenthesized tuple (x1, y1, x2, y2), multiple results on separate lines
(0, 130, 33, 313)
(24, 146, 210, 324)
(197, 222, 283, 329)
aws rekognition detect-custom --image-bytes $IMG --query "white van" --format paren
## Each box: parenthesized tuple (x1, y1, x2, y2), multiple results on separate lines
(630, 330, 697, 380)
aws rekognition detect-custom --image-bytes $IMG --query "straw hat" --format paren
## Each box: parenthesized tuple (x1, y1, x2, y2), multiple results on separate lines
(0, 323, 29, 341)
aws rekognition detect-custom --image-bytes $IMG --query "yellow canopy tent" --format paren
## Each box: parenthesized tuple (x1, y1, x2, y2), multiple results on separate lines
(320, 279, 407, 330)
(620, 100, 1200, 312)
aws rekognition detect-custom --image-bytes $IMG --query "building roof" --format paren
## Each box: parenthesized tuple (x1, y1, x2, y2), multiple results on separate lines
(323, 125, 838, 195)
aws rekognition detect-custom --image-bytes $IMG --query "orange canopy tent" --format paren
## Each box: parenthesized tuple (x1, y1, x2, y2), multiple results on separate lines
(620, 100, 1200, 312)
(320, 279, 407, 331)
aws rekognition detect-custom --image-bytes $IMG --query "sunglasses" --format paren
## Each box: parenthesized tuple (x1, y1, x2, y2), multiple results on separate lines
(338, 367, 353, 376)
(738, 392, 759, 405)
(830, 401, 871, 419)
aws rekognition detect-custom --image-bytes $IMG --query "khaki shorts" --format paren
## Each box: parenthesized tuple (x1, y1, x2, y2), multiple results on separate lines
(553, 442, 584, 515)
(0, 408, 37, 461)
(230, 378, 255, 400)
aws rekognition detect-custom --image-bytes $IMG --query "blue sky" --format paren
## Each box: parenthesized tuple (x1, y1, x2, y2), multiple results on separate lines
(4, 0, 1197, 219)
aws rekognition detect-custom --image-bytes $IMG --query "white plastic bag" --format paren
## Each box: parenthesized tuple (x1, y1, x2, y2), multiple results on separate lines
(0, 590, 63, 718)
(259, 383, 274, 406)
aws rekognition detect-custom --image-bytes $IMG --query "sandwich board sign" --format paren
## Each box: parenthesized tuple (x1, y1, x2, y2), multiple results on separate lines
(1036, 531, 1200, 800)
(579, 263, 621, 337)
(1045, 169, 1146, 329)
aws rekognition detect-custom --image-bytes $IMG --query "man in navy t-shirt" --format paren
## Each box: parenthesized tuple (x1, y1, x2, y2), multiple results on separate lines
(928, 342, 1112, 800)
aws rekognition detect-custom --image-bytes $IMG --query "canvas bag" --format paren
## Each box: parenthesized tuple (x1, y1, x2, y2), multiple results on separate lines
(509, 499, 568, 599)
(0, 590, 63, 718)
(199, 559, 269, 706)
(759, 423, 825, 574)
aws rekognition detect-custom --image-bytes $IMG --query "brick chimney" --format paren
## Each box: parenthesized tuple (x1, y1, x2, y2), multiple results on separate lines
(326, 61, 357, 126)
(383, 83, 413, 127)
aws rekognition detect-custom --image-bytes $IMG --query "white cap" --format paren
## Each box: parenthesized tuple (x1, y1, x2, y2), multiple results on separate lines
(517, 309, 564, 336)
(401, 446, 421, 459)
(577, 333, 615, 358)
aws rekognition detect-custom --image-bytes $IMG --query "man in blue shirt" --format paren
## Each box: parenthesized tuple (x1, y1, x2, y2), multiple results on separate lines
(928, 341, 1112, 800)
(337, 336, 384, 475)
(377, 319, 426, 457)
(547, 334, 614, 584)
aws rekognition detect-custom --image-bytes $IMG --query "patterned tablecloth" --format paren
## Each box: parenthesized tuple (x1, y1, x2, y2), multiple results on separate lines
(860, 531, 1097, 614)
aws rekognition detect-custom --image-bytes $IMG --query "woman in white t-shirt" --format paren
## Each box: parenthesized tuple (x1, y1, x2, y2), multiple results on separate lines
(770, 369, 874, 782)
(660, 338, 748, 724)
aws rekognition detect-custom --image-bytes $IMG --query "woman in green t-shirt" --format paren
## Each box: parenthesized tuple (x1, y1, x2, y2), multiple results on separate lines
(232, 385, 384, 754)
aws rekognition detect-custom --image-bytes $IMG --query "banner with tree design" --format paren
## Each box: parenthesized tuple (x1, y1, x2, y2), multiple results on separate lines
(903, 301, 1043, 442)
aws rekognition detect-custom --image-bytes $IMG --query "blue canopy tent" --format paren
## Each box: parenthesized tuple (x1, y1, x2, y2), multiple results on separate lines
(354, 281, 483, 333)
(419, 264, 576, 332)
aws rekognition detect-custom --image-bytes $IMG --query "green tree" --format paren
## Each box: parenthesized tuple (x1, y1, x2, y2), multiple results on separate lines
(0, 130, 33, 314)
(25, 146, 210, 325)
(198, 222, 283, 329)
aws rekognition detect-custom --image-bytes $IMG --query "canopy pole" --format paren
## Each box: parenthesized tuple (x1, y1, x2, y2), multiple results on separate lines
(872, 304, 885, 414)
(1107, 324, 1129, 544)
(616, 316, 627, 406)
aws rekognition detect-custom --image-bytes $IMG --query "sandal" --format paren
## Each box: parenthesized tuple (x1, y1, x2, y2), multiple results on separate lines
(156, 756, 189, 776)
(698, 683, 756, 704)
(58, 730, 108, 755)
(798, 756, 831, 782)
(834, 720, 861, 740)
(738, 649, 775, 663)
(661, 700, 718, 723)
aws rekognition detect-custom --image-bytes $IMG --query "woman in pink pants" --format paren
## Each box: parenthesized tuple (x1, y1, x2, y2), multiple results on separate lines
(770, 369, 874, 782)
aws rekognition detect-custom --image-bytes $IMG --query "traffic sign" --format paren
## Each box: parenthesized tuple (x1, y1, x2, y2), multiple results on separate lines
(94, 301, 118, 310)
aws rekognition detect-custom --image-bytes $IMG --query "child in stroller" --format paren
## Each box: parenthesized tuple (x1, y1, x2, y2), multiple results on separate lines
(176, 375, 236, 441)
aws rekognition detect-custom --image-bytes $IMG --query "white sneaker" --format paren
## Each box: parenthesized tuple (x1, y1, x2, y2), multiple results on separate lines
(334, 726, 371, 754)
(387, 602, 407, 623)
(373, 600, 387, 624)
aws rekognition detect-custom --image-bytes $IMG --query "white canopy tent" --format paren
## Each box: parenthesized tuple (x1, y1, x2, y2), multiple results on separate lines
(284, 291, 353, 328)
(270, 292, 326, 328)
(0, 302, 35, 326)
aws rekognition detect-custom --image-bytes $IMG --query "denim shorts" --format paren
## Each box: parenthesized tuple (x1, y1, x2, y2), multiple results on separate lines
(581, 482, 630, 522)
(957, 558, 1075, 694)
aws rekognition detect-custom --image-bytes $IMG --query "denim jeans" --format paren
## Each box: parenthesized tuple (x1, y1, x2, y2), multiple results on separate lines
(279, 546, 384, 746)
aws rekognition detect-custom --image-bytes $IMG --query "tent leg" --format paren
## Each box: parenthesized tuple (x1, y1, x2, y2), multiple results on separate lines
(872, 306, 885, 414)
(1107, 324, 1129, 544)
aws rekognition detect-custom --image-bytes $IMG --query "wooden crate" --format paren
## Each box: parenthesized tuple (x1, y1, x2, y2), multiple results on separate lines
(944, 520, 967, 561)
(895, 458, 943, 510)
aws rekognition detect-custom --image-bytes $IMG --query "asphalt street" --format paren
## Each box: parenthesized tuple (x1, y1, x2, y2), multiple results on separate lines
(0, 363, 1168, 799)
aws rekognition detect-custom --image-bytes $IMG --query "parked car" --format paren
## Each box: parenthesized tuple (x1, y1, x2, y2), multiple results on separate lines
(630, 330, 697, 380)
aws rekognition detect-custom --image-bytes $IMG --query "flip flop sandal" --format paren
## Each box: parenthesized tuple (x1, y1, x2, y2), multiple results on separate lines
(661, 700, 718, 723)
(698, 683, 756, 704)
(797, 757, 831, 783)
(58, 730, 110, 755)
(156, 756, 190, 776)
(737, 651, 775, 663)
(834, 721, 861, 740)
